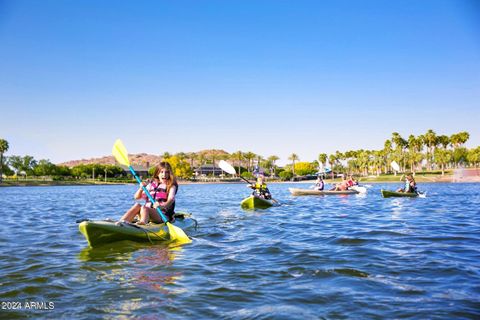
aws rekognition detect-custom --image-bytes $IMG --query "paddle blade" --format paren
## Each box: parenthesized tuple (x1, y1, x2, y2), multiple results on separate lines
(218, 160, 237, 175)
(351, 186, 367, 193)
(112, 139, 130, 166)
(166, 222, 191, 244)
(390, 161, 400, 172)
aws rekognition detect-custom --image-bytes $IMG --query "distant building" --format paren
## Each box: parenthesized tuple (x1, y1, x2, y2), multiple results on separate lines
(194, 164, 223, 176)
(121, 164, 149, 177)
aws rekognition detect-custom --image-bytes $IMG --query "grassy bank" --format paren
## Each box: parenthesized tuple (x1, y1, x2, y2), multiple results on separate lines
(0, 171, 457, 187)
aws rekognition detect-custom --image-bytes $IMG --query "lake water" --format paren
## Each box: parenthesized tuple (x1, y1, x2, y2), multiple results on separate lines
(0, 182, 479, 319)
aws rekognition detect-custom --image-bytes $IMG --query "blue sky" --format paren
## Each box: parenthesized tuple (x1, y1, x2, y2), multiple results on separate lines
(1, 0, 479, 165)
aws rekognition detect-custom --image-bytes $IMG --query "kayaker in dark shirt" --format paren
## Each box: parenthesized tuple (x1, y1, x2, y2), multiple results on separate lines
(248, 174, 272, 199)
(396, 174, 417, 193)
(314, 176, 324, 191)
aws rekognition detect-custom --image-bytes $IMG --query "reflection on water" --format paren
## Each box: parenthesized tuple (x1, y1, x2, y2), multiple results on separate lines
(79, 241, 184, 296)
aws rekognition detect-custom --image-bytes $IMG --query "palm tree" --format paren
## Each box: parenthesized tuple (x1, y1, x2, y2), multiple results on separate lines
(186, 152, 197, 169)
(0, 139, 9, 183)
(176, 152, 187, 161)
(328, 154, 336, 180)
(267, 155, 279, 177)
(407, 135, 423, 173)
(288, 153, 299, 176)
(244, 152, 256, 172)
(383, 139, 392, 174)
(391, 132, 407, 171)
(423, 129, 437, 170)
(318, 153, 327, 172)
(162, 152, 171, 160)
(231, 151, 244, 175)
(434, 148, 452, 176)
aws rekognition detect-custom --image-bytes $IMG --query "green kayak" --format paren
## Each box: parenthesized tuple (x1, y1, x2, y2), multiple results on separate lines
(240, 195, 275, 209)
(381, 189, 418, 198)
(79, 212, 196, 247)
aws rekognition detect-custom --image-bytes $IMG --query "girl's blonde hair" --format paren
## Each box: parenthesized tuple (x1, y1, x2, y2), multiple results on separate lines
(153, 161, 178, 194)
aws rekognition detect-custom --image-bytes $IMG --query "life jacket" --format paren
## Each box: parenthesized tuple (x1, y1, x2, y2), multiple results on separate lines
(315, 181, 324, 190)
(142, 180, 168, 203)
(142, 181, 178, 218)
(255, 182, 268, 192)
(405, 180, 417, 193)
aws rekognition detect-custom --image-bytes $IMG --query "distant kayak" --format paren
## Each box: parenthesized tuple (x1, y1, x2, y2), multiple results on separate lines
(241, 195, 276, 209)
(381, 189, 418, 198)
(78, 212, 196, 247)
(289, 188, 359, 196)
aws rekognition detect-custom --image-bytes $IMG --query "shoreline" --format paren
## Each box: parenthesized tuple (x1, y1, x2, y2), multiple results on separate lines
(2, 175, 480, 187)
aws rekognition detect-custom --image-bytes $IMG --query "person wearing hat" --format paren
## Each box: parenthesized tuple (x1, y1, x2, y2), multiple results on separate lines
(248, 174, 272, 199)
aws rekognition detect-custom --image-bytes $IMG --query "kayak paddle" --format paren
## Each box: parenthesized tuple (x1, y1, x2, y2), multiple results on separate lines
(112, 139, 191, 244)
(219, 160, 279, 204)
(350, 185, 367, 193)
(391, 160, 400, 172)
(219, 160, 253, 185)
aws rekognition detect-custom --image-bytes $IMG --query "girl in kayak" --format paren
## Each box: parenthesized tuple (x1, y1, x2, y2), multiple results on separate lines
(118, 161, 178, 224)
(248, 174, 272, 199)
(347, 175, 358, 187)
(396, 174, 417, 193)
(314, 176, 324, 191)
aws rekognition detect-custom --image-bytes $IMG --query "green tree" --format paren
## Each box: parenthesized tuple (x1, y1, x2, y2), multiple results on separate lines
(434, 149, 452, 176)
(328, 154, 337, 179)
(0, 139, 9, 182)
(288, 153, 299, 176)
(318, 153, 327, 171)
(423, 129, 438, 170)
(383, 139, 392, 174)
(8, 155, 37, 178)
(407, 135, 423, 174)
(267, 155, 279, 177)
(467, 147, 480, 167)
(231, 151, 244, 175)
(54, 165, 72, 177)
(450, 131, 470, 168)
(453, 147, 468, 167)
(244, 152, 256, 172)
(391, 132, 407, 171)
(34, 159, 57, 176)
(278, 170, 293, 181)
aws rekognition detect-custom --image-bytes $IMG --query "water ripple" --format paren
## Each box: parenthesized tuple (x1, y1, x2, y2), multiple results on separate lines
(0, 183, 479, 319)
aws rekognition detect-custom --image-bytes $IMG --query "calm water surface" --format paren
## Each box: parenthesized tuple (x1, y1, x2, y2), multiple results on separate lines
(0, 182, 479, 319)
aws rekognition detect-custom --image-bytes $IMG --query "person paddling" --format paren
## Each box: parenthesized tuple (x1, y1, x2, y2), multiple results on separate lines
(331, 175, 349, 191)
(314, 175, 324, 191)
(118, 161, 178, 225)
(396, 173, 417, 194)
(248, 174, 272, 200)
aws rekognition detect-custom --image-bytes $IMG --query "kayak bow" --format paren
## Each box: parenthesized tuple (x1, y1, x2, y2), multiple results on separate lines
(79, 212, 196, 247)
(240, 195, 275, 209)
(381, 189, 419, 198)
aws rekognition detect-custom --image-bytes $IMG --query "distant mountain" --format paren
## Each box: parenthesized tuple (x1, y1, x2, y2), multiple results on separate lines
(57, 149, 231, 168)
(58, 153, 161, 168)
